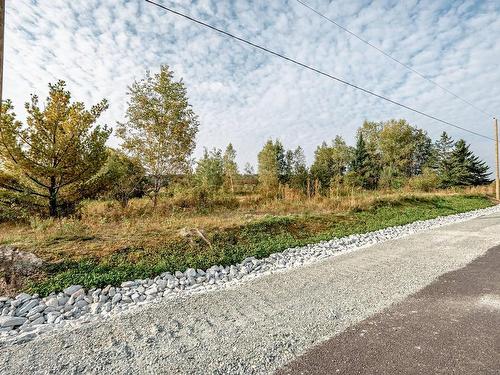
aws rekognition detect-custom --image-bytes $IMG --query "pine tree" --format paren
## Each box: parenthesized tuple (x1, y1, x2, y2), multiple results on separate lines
(446, 140, 490, 186)
(433, 132, 455, 181)
(0, 82, 110, 217)
(350, 133, 377, 189)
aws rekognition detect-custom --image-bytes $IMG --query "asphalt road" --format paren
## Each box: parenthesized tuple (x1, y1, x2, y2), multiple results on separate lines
(278, 245, 500, 375)
(1, 211, 499, 374)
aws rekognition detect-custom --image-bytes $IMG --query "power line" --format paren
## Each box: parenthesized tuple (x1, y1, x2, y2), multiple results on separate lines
(293, 0, 493, 119)
(144, 0, 495, 141)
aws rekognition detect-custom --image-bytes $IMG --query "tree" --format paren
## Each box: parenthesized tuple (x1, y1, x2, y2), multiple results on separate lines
(243, 162, 255, 175)
(0, 82, 110, 217)
(444, 139, 490, 186)
(310, 142, 334, 192)
(88, 149, 145, 207)
(378, 119, 432, 178)
(379, 119, 415, 177)
(222, 143, 238, 193)
(410, 128, 433, 176)
(350, 133, 377, 189)
(257, 140, 280, 197)
(288, 146, 308, 192)
(117, 65, 199, 207)
(195, 148, 224, 191)
(433, 131, 455, 180)
(330, 136, 354, 176)
(310, 136, 352, 193)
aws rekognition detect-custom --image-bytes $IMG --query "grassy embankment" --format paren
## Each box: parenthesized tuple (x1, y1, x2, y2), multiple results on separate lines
(0, 188, 495, 296)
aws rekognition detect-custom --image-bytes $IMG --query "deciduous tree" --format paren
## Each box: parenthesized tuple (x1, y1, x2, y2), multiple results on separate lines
(117, 65, 199, 207)
(222, 143, 238, 193)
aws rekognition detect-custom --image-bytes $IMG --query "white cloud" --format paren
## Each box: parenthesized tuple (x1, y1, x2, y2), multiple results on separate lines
(4, 0, 500, 170)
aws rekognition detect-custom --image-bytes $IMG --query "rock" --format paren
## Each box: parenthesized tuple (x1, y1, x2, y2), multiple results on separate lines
(101, 285, 111, 295)
(74, 300, 88, 309)
(28, 312, 42, 321)
(90, 303, 101, 314)
(108, 287, 116, 297)
(15, 299, 39, 317)
(131, 293, 140, 303)
(137, 285, 145, 294)
(46, 312, 61, 324)
(156, 280, 167, 291)
(175, 271, 184, 278)
(30, 316, 46, 325)
(57, 297, 69, 306)
(111, 293, 122, 304)
(185, 268, 197, 278)
(121, 281, 136, 288)
(63, 285, 83, 296)
(45, 297, 59, 307)
(0, 316, 28, 327)
(26, 305, 46, 317)
(145, 286, 158, 296)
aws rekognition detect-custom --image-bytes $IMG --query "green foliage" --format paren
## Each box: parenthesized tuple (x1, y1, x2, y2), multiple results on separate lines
(350, 133, 378, 189)
(27, 195, 492, 296)
(288, 146, 308, 193)
(442, 139, 490, 186)
(195, 148, 224, 192)
(0, 82, 110, 217)
(257, 140, 281, 197)
(222, 143, 239, 193)
(379, 119, 432, 177)
(87, 149, 146, 207)
(117, 65, 199, 207)
(407, 168, 440, 192)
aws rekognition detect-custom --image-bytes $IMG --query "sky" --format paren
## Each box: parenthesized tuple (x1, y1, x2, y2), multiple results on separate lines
(5, 0, 500, 170)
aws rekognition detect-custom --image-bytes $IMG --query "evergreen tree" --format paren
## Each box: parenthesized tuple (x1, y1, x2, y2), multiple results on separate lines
(350, 133, 377, 189)
(445, 140, 490, 186)
(433, 131, 455, 181)
(222, 143, 238, 193)
(0, 82, 110, 217)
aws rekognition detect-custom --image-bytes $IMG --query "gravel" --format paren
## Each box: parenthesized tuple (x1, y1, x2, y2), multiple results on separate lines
(0, 208, 499, 373)
(0, 205, 499, 349)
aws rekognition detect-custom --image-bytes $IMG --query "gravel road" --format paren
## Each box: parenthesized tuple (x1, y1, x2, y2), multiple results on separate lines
(1, 211, 499, 374)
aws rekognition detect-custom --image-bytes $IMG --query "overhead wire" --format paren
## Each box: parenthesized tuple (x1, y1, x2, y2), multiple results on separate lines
(144, 0, 495, 141)
(293, 0, 494, 119)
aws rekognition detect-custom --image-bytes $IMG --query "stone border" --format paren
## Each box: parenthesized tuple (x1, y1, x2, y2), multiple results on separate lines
(1, 204, 499, 346)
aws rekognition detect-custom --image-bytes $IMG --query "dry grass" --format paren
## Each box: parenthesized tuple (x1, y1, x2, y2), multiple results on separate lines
(0, 184, 494, 266)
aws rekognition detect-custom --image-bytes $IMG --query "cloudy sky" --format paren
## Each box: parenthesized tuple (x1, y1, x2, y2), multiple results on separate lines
(5, 0, 500, 169)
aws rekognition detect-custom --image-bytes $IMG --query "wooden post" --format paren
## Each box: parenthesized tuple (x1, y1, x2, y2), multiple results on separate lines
(495, 118, 499, 200)
(0, 0, 4, 106)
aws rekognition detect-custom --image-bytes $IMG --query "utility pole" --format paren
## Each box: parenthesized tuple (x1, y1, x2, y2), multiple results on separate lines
(495, 117, 499, 200)
(0, 0, 4, 107)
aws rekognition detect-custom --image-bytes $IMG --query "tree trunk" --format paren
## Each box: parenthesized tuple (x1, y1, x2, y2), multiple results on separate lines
(49, 177, 57, 217)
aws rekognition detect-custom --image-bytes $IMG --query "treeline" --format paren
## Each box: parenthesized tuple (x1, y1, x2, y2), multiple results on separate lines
(0, 66, 490, 219)
(252, 120, 490, 198)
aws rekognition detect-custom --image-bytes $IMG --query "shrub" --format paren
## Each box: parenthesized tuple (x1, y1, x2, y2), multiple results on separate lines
(407, 168, 440, 192)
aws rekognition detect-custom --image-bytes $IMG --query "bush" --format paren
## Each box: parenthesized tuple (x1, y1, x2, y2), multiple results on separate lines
(407, 168, 440, 192)
(170, 186, 239, 210)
